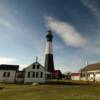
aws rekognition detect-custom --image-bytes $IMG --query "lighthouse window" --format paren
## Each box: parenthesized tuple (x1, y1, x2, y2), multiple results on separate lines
(37, 65, 40, 69)
(33, 64, 35, 69)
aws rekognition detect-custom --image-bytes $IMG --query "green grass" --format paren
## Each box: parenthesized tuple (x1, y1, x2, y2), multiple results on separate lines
(0, 81, 100, 100)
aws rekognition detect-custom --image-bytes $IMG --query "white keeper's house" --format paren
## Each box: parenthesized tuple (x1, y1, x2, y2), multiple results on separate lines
(80, 63, 100, 82)
(23, 59, 48, 84)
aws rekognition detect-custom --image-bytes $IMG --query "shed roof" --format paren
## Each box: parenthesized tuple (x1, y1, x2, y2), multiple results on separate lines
(0, 64, 19, 71)
(71, 73, 80, 76)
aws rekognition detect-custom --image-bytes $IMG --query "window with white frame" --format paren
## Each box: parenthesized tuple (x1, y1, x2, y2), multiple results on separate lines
(33, 64, 35, 69)
(3, 72, 10, 78)
(27, 71, 35, 78)
(40, 72, 43, 78)
(32, 72, 35, 78)
(37, 65, 40, 69)
(36, 72, 39, 78)
(27, 72, 30, 78)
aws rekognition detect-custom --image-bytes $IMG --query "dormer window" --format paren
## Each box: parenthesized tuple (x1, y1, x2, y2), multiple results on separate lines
(33, 64, 35, 69)
(37, 65, 40, 69)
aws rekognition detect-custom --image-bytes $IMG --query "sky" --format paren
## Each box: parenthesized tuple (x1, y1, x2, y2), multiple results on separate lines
(0, 0, 100, 73)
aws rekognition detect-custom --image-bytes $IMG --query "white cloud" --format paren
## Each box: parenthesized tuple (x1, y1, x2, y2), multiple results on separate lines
(80, 0, 100, 55)
(0, 17, 15, 30)
(45, 16, 87, 47)
(0, 57, 17, 64)
(55, 54, 85, 73)
(81, 0, 100, 25)
(0, 3, 42, 54)
(0, 4, 18, 30)
(20, 64, 29, 70)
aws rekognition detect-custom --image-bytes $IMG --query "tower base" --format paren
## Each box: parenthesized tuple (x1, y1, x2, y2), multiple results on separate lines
(45, 54, 54, 73)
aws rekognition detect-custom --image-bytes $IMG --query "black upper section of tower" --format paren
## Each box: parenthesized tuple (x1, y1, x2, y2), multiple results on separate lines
(46, 30, 53, 42)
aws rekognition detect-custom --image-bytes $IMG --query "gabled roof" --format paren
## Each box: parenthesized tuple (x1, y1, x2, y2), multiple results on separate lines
(0, 64, 19, 71)
(81, 63, 100, 71)
(23, 61, 45, 70)
(23, 61, 52, 74)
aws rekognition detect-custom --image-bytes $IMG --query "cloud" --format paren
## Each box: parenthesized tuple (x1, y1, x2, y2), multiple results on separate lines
(45, 16, 87, 47)
(81, 0, 100, 25)
(55, 54, 85, 73)
(0, 4, 17, 30)
(20, 64, 29, 70)
(0, 57, 17, 64)
(80, 0, 100, 55)
(0, 17, 15, 30)
(0, 3, 42, 54)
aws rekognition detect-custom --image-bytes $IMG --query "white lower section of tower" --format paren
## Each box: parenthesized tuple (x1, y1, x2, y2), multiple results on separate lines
(45, 42, 53, 54)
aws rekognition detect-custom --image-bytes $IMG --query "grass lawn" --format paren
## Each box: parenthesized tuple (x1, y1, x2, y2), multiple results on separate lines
(0, 81, 100, 100)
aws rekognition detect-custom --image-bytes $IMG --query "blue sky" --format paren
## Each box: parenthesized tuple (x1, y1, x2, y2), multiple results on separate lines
(0, 0, 100, 73)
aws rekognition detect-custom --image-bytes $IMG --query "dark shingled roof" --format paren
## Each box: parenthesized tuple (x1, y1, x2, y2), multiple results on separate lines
(81, 63, 100, 71)
(0, 64, 19, 70)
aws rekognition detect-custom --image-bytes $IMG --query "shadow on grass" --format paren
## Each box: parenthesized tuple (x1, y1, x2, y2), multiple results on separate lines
(0, 87, 5, 90)
(44, 81, 98, 86)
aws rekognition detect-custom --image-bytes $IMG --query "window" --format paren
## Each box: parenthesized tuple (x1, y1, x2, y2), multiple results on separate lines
(40, 72, 43, 78)
(37, 65, 40, 69)
(3, 72, 6, 77)
(8, 72, 10, 77)
(36, 72, 39, 78)
(27, 72, 36, 78)
(3, 72, 10, 77)
(32, 72, 35, 78)
(80, 72, 85, 77)
(33, 64, 35, 69)
(27, 72, 30, 78)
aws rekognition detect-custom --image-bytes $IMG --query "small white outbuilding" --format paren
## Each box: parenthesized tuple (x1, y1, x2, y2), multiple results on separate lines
(71, 73, 80, 81)
(0, 64, 19, 83)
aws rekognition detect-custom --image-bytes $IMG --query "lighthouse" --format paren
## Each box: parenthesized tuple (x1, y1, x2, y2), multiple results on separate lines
(44, 30, 54, 73)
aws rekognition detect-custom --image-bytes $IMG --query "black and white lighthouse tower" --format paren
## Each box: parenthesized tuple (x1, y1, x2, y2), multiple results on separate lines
(44, 30, 54, 73)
